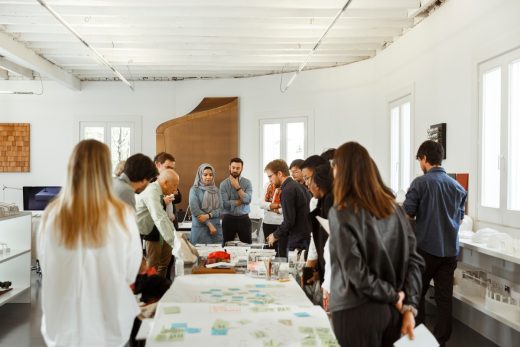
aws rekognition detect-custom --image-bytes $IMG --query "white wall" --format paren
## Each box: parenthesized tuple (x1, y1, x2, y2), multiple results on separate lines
(1, 0, 520, 222)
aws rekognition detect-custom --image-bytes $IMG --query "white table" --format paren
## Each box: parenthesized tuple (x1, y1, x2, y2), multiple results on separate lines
(146, 302, 337, 347)
(145, 274, 338, 346)
(161, 274, 312, 306)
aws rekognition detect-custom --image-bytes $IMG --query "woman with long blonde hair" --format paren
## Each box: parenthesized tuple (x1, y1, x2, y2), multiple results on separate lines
(37, 139, 142, 347)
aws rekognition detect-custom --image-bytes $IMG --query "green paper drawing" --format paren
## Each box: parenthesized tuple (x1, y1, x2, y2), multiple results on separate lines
(155, 327, 184, 342)
(278, 319, 293, 326)
(301, 336, 317, 347)
(263, 339, 281, 347)
(252, 330, 268, 338)
(163, 306, 181, 314)
(298, 326, 314, 334)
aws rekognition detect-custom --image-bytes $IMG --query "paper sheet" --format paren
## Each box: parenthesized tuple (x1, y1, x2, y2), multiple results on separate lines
(316, 216, 330, 234)
(393, 324, 439, 347)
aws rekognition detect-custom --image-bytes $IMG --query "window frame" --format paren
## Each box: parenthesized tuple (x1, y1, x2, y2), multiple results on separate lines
(389, 94, 414, 195)
(259, 115, 309, 194)
(477, 48, 520, 228)
(74, 115, 142, 171)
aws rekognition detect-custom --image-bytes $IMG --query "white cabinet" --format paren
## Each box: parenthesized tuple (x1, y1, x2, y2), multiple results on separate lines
(0, 212, 32, 307)
(453, 240, 520, 346)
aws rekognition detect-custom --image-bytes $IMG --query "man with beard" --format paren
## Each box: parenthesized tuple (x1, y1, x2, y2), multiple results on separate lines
(113, 153, 158, 209)
(220, 157, 253, 244)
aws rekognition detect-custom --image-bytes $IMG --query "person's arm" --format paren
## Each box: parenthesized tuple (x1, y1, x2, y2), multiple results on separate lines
(331, 211, 398, 303)
(209, 191, 222, 220)
(124, 208, 144, 285)
(220, 180, 233, 211)
(273, 186, 297, 240)
(459, 190, 468, 221)
(144, 190, 176, 247)
(236, 179, 252, 205)
(401, 208, 425, 309)
(173, 189, 182, 205)
(403, 180, 420, 218)
(189, 187, 207, 220)
(118, 189, 136, 210)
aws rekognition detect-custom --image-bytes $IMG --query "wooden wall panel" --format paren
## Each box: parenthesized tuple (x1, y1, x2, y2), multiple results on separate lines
(0, 123, 30, 172)
(156, 97, 238, 211)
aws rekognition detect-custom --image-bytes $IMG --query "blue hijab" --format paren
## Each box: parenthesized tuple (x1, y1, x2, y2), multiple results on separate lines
(193, 163, 220, 212)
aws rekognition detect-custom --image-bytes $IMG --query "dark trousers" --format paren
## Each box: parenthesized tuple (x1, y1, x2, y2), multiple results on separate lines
(417, 249, 458, 347)
(262, 223, 288, 258)
(332, 302, 401, 347)
(222, 214, 252, 245)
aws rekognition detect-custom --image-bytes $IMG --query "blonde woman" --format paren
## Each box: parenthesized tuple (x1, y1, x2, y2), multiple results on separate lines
(37, 139, 142, 347)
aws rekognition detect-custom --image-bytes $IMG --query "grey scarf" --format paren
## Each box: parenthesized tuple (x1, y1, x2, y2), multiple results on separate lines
(193, 163, 220, 212)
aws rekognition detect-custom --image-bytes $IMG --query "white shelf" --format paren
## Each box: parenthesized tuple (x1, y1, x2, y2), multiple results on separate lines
(0, 286, 30, 307)
(0, 249, 30, 265)
(460, 239, 520, 265)
(452, 286, 520, 332)
(0, 213, 32, 306)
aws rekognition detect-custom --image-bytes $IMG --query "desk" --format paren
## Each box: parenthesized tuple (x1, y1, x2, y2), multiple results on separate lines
(146, 275, 337, 346)
(147, 302, 337, 347)
(161, 274, 312, 306)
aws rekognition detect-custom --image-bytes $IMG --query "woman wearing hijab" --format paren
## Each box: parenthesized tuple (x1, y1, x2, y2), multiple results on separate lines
(189, 163, 223, 244)
(37, 139, 142, 347)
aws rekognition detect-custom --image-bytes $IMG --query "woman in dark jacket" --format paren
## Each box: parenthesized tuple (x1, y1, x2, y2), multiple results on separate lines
(329, 142, 424, 347)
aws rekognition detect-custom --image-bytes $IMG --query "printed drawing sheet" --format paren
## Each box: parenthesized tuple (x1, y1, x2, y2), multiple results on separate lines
(147, 302, 339, 347)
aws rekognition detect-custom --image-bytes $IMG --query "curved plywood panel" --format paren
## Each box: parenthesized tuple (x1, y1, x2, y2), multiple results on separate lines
(156, 97, 239, 212)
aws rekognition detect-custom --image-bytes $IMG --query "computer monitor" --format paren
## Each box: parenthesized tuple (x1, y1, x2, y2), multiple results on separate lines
(22, 186, 61, 211)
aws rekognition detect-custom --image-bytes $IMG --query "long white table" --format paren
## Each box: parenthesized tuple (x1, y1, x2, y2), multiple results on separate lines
(161, 274, 312, 306)
(146, 274, 338, 346)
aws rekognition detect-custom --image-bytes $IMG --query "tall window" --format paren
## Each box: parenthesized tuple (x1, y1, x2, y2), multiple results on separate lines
(77, 116, 141, 173)
(478, 48, 520, 227)
(260, 117, 307, 189)
(389, 96, 412, 194)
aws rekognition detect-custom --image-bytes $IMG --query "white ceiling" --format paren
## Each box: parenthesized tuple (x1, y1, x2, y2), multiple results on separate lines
(0, 0, 442, 89)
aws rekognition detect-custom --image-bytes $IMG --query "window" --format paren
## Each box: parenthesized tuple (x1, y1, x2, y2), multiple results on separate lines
(478, 48, 520, 227)
(260, 117, 307, 189)
(389, 96, 412, 194)
(76, 116, 141, 173)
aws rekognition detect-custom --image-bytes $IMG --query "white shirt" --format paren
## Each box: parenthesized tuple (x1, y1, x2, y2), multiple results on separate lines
(259, 201, 283, 225)
(37, 206, 142, 347)
(321, 238, 331, 293)
(135, 181, 176, 246)
(307, 233, 318, 261)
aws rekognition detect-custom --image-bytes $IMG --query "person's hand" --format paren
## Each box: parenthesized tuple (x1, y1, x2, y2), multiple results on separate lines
(229, 175, 240, 189)
(234, 199, 243, 206)
(197, 214, 210, 223)
(269, 203, 280, 211)
(163, 194, 174, 205)
(401, 310, 415, 340)
(306, 271, 319, 285)
(208, 223, 217, 236)
(266, 233, 277, 246)
(395, 291, 405, 311)
(323, 290, 329, 312)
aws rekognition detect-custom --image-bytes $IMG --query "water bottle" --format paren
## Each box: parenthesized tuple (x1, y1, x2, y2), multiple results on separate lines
(175, 257, 184, 277)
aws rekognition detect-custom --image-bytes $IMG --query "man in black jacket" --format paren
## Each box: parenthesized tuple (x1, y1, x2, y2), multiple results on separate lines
(265, 159, 311, 258)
